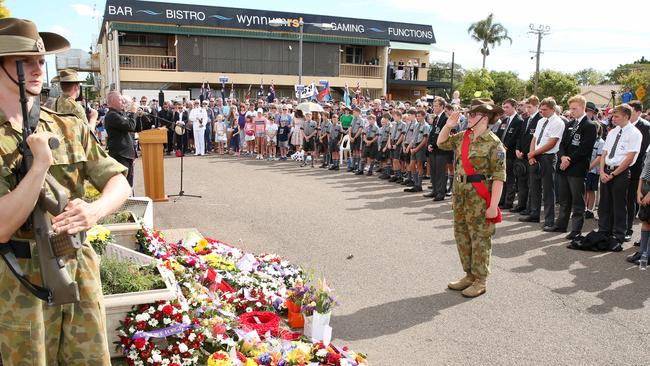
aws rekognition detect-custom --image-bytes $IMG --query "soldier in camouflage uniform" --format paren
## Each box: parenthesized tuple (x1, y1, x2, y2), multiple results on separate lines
(52, 68, 97, 129)
(437, 99, 506, 298)
(0, 18, 131, 365)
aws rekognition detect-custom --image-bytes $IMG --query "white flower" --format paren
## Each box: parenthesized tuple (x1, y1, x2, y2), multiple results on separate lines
(135, 313, 150, 322)
(316, 349, 328, 357)
(163, 318, 172, 325)
(182, 315, 190, 323)
(148, 319, 159, 327)
(188, 333, 196, 342)
(178, 343, 189, 353)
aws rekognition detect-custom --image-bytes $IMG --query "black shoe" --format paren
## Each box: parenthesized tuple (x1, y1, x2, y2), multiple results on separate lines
(624, 235, 632, 242)
(499, 204, 513, 210)
(434, 196, 445, 202)
(510, 206, 525, 213)
(566, 231, 581, 240)
(366, 171, 373, 176)
(423, 176, 430, 180)
(427, 185, 433, 190)
(379, 174, 390, 179)
(347, 167, 354, 172)
(584, 211, 594, 219)
(542, 225, 558, 232)
(446, 191, 452, 197)
(388, 176, 399, 182)
(404, 186, 423, 193)
(519, 210, 531, 216)
(319, 163, 327, 168)
(519, 216, 540, 223)
(423, 192, 435, 198)
(634, 241, 640, 247)
(355, 170, 364, 175)
(627, 252, 642, 263)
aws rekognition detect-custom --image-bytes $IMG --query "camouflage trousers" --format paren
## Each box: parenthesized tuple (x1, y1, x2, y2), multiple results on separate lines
(451, 182, 495, 279)
(0, 241, 110, 366)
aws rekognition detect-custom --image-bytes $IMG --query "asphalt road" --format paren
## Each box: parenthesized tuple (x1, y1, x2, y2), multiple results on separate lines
(134, 154, 650, 366)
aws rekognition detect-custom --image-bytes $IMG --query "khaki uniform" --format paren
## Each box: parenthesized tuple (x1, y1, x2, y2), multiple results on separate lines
(54, 95, 88, 125)
(0, 107, 126, 365)
(438, 129, 506, 278)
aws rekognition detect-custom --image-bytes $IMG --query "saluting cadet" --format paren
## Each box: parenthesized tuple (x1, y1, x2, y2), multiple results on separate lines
(388, 110, 407, 182)
(437, 98, 506, 298)
(358, 114, 380, 176)
(348, 107, 365, 172)
(328, 114, 343, 170)
(378, 113, 393, 179)
(404, 110, 429, 192)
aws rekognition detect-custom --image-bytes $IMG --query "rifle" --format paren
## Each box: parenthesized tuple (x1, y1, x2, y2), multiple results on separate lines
(0, 60, 83, 306)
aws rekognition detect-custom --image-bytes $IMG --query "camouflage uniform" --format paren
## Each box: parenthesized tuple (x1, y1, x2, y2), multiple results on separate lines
(54, 95, 88, 125)
(438, 129, 506, 278)
(0, 107, 126, 365)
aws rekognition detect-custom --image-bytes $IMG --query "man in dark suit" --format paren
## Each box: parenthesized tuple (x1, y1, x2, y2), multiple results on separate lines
(549, 95, 597, 238)
(172, 101, 190, 154)
(496, 98, 524, 209)
(105, 91, 139, 187)
(425, 97, 450, 201)
(158, 101, 175, 154)
(512, 95, 542, 215)
(626, 100, 650, 242)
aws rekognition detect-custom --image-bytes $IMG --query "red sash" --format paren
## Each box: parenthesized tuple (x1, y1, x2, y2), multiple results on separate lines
(461, 130, 502, 224)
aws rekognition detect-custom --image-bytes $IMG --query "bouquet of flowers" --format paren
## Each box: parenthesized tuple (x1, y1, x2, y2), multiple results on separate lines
(301, 279, 338, 316)
(87, 224, 113, 255)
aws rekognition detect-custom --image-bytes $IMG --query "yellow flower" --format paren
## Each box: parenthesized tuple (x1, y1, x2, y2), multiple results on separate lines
(194, 239, 209, 252)
(244, 359, 258, 366)
(207, 351, 232, 366)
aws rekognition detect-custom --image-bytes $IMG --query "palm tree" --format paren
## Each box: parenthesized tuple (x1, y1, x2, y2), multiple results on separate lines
(467, 13, 512, 69)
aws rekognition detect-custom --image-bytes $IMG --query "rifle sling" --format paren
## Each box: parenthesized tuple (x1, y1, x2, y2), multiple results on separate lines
(0, 243, 51, 303)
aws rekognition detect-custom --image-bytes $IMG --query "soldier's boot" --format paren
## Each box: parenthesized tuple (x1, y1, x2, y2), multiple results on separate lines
(461, 278, 487, 298)
(447, 273, 475, 291)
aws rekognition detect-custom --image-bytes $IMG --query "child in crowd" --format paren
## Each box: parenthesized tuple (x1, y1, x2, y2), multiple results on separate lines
(254, 109, 267, 160)
(327, 114, 343, 170)
(585, 123, 605, 219)
(244, 115, 255, 156)
(266, 115, 278, 160)
(230, 120, 240, 156)
(215, 114, 227, 155)
(277, 118, 291, 160)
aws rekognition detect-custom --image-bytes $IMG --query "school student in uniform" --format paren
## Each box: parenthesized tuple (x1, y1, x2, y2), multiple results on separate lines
(358, 114, 380, 176)
(388, 110, 407, 182)
(405, 110, 429, 192)
(328, 114, 344, 170)
(401, 111, 417, 186)
(378, 114, 393, 179)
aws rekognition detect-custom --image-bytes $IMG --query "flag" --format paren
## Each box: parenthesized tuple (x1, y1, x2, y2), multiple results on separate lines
(229, 82, 235, 100)
(220, 81, 226, 100)
(310, 83, 318, 101)
(257, 82, 264, 99)
(245, 84, 252, 101)
(317, 81, 331, 102)
(354, 82, 361, 106)
(267, 81, 275, 103)
(344, 83, 351, 107)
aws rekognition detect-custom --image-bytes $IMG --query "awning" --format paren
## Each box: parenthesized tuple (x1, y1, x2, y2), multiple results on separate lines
(110, 22, 389, 47)
(389, 41, 433, 52)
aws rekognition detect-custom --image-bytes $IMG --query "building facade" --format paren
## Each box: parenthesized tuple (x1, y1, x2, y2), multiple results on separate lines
(98, 0, 445, 102)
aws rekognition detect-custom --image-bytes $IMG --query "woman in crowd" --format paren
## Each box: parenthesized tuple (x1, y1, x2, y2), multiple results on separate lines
(230, 117, 241, 156)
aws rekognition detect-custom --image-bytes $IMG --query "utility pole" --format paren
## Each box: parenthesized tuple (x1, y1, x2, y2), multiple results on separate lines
(529, 24, 550, 95)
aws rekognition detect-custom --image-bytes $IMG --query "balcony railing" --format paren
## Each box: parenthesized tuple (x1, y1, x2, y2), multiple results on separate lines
(387, 66, 430, 81)
(119, 54, 177, 71)
(339, 63, 383, 79)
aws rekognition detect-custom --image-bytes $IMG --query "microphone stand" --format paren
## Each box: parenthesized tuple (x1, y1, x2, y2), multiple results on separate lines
(149, 112, 201, 200)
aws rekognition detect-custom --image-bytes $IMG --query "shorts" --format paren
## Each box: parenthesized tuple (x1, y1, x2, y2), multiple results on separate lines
(255, 132, 265, 138)
(411, 147, 427, 162)
(585, 172, 599, 191)
(278, 140, 289, 149)
(303, 137, 315, 151)
(401, 149, 411, 163)
(320, 137, 329, 151)
(216, 134, 227, 143)
(362, 142, 378, 160)
(267, 136, 277, 145)
(351, 137, 362, 151)
(391, 145, 402, 160)
(378, 144, 389, 161)
(329, 138, 340, 152)
(245, 135, 255, 142)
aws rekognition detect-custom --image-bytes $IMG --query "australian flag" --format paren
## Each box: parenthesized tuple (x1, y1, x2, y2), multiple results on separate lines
(317, 80, 331, 102)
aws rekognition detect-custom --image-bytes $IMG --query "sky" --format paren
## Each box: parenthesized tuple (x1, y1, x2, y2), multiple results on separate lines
(6, 0, 650, 82)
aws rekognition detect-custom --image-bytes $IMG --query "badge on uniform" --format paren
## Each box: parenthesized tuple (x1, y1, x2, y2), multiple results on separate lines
(497, 151, 505, 160)
(572, 133, 581, 146)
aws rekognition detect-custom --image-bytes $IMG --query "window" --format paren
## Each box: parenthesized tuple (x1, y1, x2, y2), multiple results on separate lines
(344, 46, 363, 64)
(119, 33, 168, 47)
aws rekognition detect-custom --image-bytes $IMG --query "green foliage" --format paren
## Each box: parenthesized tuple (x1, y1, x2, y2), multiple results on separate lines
(467, 13, 512, 68)
(98, 211, 135, 225)
(526, 70, 580, 107)
(489, 71, 527, 104)
(100, 257, 166, 295)
(606, 57, 650, 84)
(459, 69, 495, 104)
(428, 61, 465, 85)
(618, 70, 650, 107)
(573, 68, 606, 86)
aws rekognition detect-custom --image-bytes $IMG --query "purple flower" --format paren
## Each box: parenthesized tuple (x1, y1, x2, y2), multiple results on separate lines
(257, 353, 272, 365)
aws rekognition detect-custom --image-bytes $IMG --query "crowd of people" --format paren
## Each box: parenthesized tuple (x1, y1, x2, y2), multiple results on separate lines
(95, 90, 650, 267)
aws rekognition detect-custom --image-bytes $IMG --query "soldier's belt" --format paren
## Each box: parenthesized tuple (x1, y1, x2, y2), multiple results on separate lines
(456, 174, 491, 183)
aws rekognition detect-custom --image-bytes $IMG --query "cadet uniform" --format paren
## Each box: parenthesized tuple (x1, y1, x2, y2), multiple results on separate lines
(348, 115, 365, 172)
(52, 69, 88, 126)
(319, 118, 332, 168)
(301, 118, 317, 166)
(401, 119, 417, 185)
(405, 120, 429, 192)
(0, 18, 127, 365)
(438, 99, 506, 298)
(389, 119, 407, 182)
(328, 121, 343, 170)
(359, 121, 379, 175)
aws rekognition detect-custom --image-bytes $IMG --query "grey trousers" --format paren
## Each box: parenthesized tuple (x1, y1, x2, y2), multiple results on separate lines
(529, 154, 557, 226)
(556, 174, 586, 232)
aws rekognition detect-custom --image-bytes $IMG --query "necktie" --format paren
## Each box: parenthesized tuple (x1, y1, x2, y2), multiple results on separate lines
(608, 129, 623, 159)
(536, 118, 549, 146)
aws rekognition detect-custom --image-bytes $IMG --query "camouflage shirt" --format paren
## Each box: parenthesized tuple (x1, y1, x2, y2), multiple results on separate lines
(54, 95, 88, 126)
(0, 107, 127, 202)
(438, 129, 507, 182)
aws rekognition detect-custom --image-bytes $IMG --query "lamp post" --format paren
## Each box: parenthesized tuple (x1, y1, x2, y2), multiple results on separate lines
(268, 19, 334, 87)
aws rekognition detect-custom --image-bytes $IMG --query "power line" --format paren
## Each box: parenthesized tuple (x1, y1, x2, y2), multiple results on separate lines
(529, 24, 551, 95)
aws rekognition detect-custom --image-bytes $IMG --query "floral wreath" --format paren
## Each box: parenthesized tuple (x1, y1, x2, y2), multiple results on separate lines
(117, 300, 204, 366)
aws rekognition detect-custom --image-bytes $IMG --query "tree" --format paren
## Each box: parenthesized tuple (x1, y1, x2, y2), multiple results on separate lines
(489, 71, 527, 104)
(459, 69, 495, 104)
(0, 0, 10, 18)
(467, 13, 512, 69)
(606, 57, 650, 83)
(617, 70, 650, 107)
(428, 61, 465, 86)
(573, 68, 606, 86)
(525, 70, 580, 107)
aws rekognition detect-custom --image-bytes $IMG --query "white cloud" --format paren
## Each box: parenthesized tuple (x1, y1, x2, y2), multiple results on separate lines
(71, 3, 99, 17)
(49, 25, 72, 38)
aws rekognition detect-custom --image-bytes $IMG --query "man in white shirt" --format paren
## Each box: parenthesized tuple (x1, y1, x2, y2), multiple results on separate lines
(189, 100, 208, 155)
(599, 104, 642, 243)
(521, 97, 565, 229)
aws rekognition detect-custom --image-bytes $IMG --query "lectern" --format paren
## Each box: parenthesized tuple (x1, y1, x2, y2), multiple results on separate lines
(138, 127, 168, 202)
